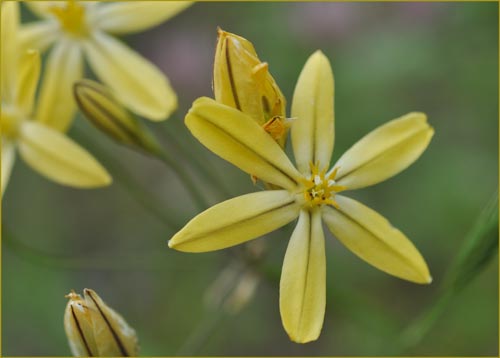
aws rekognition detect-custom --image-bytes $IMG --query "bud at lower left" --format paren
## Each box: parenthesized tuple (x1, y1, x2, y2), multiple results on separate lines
(64, 289, 139, 357)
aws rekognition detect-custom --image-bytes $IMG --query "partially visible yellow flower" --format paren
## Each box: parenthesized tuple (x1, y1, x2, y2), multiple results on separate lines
(74, 79, 162, 155)
(64, 289, 138, 357)
(169, 50, 434, 343)
(20, 1, 192, 131)
(1, 1, 111, 195)
(213, 28, 289, 148)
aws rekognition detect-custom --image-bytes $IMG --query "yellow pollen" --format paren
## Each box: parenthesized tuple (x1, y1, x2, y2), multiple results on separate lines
(299, 162, 346, 208)
(49, 1, 88, 37)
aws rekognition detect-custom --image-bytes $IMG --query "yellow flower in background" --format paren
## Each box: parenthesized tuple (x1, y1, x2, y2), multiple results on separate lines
(20, 1, 191, 131)
(213, 28, 289, 148)
(64, 289, 138, 356)
(1, 1, 111, 195)
(169, 50, 434, 343)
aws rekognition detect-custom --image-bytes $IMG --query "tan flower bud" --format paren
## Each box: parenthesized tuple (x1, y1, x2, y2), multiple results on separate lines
(64, 289, 139, 357)
(74, 79, 162, 155)
(213, 28, 288, 148)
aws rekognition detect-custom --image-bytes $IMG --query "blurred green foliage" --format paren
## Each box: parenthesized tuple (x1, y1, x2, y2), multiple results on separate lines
(3, 2, 498, 356)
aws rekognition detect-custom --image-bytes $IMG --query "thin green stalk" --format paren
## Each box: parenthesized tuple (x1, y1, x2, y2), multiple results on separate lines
(154, 148, 210, 211)
(175, 309, 226, 356)
(2, 226, 164, 271)
(394, 190, 498, 354)
(72, 125, 181, 232)
(157, 121, 232, 199)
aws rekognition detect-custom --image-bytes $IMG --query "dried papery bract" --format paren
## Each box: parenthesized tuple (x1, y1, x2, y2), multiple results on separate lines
(74, 79, 162, 155)
(64, 289, 138, 357)
(213, 28, 289, 148)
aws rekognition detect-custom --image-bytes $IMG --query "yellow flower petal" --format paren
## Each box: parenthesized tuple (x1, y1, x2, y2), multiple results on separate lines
(16, 50, 41, 115)
(35, 39, 83, 131)
(1, 0, 19, 104)
(83, 31, 177, 121)
(1, 140, 16, 196)
(185, 97, 302, 190)
(322, 195, 431, 284)
(83, 289, 139, 356)
(93, 1, 192, 35)
(291, 51, 335, 174)
(280, 209, 326, 343)
(17, 121, 111, 188)
(64, 292, 99, 356)
(334, 112, 434, 190)
(19, 21, 58, 53)
(169, 190, 300, 252)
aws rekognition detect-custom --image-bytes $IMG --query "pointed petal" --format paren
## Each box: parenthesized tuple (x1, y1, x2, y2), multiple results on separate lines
(280, 210, 326, 343)
(35, 39, 83, 131)
(83, 31, 176, 121)
(185, 98, 302, 190)
(1, 0, 19, 104)
(19, 21, 58, 53)
(291, 51, 334, 173)
(322, 195, 431, 284)
(16, 50, 41, 115)
(1, 140, 16, 196)
(169, 190, 300, 252)
(93, 1, 192, 34)
(334, 112, 434, 190)
(18, 121, 111, 188)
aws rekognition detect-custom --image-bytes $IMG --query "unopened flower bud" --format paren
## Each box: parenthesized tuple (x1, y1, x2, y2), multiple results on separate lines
(213, 28, 288, 148)
(74, 79, 162, 155)
(64, 289, 139, 357)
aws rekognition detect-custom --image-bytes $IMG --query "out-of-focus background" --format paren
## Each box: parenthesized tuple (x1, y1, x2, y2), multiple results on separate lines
(2, 2, 498, 356)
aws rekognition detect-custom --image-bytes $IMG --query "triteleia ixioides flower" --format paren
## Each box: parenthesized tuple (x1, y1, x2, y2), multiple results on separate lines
(64, 289, 138, 357)
(213, 28, 290, 148)
(20, 1, 192, 131)
(1, 1, 111, 196)
(74, 79, 163, 156)
(169, 43, 434, 343)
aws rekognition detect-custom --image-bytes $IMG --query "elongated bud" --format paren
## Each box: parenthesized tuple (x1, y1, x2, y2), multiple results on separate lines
(74, 80, 162, 155)
(64, 289, 139, 357)
(213, 28, 289, 148)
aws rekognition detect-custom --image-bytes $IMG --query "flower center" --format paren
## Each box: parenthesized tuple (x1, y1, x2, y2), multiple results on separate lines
(49, 1, 88, 37)
(299, 162, 346, 208)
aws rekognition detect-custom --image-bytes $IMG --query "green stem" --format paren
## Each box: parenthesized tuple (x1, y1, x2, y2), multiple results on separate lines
(158, 121, 232, 199)
(394, 189, 499, 354)
(154, 148, 210, 211)
(72, 125, 181, 232)
(175, 309, 226, 356)
(2, 226, 165, 271)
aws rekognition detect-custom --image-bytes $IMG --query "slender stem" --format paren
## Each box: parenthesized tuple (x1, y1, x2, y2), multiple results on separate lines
(2, 226, 165, 271)
(393, 190, 499, 354)
(154, 148, 210, 211)
(175, 309, 226, 356)
(72, 125, 181, 232)
(157, 121, 232, 199)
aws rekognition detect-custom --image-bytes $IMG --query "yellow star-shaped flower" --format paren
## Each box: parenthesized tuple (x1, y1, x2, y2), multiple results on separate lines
(1, 1, 110, 195)
(169, 50, 434, 343)
(20, 1, 191, 131)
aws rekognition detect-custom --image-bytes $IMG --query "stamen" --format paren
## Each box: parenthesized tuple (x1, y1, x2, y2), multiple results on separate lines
(50, 1, 87, 37)
(300, 163, 345, 208)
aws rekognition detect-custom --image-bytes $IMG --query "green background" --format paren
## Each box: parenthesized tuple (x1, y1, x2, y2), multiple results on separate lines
(2, 2, 498, 356)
